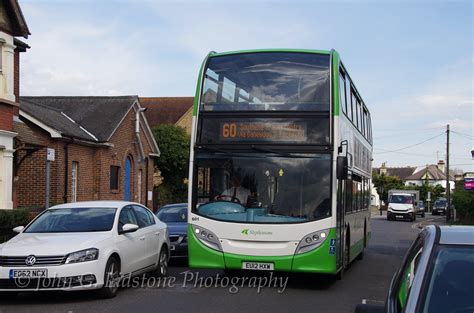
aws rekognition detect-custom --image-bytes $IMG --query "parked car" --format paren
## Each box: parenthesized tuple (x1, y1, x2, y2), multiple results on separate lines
(0, 201, 170, 298)
(432, 198, 447, 215)
(156, 203, 188, 258)
(417, 200, 425, 218)
(355, 225, 474, 313)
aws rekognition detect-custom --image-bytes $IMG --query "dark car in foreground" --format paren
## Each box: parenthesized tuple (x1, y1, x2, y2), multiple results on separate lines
(356, 225, 474, 313)
(156, 203, 188, 258)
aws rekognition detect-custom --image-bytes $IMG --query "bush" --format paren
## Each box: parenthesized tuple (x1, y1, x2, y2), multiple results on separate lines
(154, 184, 187, 209)
(0, 209, 34, 243)
(452, 181, 474, 224)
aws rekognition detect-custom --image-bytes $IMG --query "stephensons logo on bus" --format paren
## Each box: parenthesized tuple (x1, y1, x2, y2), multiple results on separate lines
(241, 229, 273, 236)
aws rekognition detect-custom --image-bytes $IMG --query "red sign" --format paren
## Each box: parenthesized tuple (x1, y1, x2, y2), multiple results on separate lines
(465, 178, 474, 191)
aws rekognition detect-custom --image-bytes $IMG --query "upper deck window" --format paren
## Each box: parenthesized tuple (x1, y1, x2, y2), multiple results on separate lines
(201, 52, 330, 112)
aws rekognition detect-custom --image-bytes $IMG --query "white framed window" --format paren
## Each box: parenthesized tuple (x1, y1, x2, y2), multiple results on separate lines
(71, 161, 78, 202)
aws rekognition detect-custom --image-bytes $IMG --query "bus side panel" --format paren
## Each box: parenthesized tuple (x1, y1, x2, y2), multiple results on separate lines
(338, 98, 371, 264)
(344, 211, 368, 263)
(188, 224, 226, 269)
(292, 228, 338, 274)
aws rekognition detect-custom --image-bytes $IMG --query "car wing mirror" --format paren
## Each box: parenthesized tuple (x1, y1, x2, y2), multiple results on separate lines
(120, 223, 139, 234)
(13, 226, 25, 233)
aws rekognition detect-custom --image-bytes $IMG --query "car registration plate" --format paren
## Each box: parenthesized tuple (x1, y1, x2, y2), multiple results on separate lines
(396, 215, 404, 218)
(9, 269, 48, 279)
(242, 262, 274, 271)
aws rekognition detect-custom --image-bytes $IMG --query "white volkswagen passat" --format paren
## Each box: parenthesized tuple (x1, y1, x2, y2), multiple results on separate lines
(0, 201, 170, 298)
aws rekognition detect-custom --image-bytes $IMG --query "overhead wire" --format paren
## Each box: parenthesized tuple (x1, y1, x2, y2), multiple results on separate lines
(451, 130, 474, 140)
(373, 132, 445, 155)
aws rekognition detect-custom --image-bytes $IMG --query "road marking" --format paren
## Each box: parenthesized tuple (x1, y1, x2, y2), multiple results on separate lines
(411, 216, 444, 230)
(362, 299, 385, 304)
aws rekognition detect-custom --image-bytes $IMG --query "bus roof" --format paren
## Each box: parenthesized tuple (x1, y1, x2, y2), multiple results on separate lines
(209, 48, 332, 58)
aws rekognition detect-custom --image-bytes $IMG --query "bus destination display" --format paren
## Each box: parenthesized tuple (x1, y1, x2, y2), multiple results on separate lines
(219, 121, 307, 142)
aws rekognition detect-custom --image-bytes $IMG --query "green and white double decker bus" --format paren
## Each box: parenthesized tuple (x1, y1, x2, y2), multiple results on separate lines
(187, 49, 373, 277)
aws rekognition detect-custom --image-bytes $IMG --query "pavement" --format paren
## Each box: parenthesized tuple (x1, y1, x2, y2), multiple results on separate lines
(0, 213, 446, 313)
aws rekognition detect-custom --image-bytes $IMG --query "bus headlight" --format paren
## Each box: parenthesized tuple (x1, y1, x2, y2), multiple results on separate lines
(191, 225, 222, 252)
(295, 229, 330, 255)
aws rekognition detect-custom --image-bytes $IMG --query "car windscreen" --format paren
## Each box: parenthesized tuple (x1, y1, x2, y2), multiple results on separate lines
(434, 200, 446, 207)
(421, 245, 474, 313)
(24, 207, 117, 233)
(156, 206, 187, 223)
(389, 195, 413, 204)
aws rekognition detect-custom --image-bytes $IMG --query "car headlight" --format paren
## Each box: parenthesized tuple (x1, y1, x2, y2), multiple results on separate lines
(191, 225, 222, 251)
(295, 229, 330, 254)
(65, 248, 99, 264)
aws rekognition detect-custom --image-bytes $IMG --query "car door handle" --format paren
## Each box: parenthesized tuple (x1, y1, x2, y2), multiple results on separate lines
(139, 236, 145, 241)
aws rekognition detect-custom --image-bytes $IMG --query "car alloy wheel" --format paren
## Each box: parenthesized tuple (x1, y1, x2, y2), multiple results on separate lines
(158, 248, 168, 277)
(98, 257, 120, 298)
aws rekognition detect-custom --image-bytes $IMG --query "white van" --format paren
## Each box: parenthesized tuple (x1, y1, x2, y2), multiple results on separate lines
(387, 191, 418, 221)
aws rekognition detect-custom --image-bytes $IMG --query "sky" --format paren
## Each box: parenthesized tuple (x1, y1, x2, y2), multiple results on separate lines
(19, 0, 473, 172)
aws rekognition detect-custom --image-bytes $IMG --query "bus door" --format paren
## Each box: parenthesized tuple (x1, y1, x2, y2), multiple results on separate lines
(336, 175, 346, 270)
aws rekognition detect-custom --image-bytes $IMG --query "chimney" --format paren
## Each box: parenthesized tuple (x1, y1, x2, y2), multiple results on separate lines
(437, 160, 445, 173)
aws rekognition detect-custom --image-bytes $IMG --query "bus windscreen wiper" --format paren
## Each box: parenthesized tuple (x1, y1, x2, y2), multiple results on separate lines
(195, 145, 234, 155)
(250, 145, 291, 157)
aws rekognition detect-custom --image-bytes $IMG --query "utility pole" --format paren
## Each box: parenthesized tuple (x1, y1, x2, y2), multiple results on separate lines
(446, 124, 450, 222)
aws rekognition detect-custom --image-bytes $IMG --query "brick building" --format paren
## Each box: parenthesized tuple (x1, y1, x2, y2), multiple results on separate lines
(0, 0, 29, 210)
(13, 96, 160, 210)
(140, 97, 194, 134)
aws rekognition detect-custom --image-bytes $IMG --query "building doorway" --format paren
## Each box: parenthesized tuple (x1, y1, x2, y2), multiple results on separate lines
(124, 156, 132, 201)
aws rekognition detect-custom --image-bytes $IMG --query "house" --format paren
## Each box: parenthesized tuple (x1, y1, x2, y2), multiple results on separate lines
(373, 162, 416, 181)
(404, 160, 455, 191)
(0, 0, 30, 210)
(140, 97, 194, 134)
(13, 96, 160, 209)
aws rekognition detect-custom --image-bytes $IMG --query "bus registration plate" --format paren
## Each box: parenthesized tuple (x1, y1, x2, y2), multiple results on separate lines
(242, 262, 274, 271)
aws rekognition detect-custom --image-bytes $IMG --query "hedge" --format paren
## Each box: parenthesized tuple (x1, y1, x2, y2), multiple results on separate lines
(0, 209, 35, 243)
(453, 181, 474, 224)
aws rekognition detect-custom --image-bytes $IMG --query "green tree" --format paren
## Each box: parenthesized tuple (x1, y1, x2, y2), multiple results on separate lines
(416, 182, 445, 202)
(452, 181, 474, 224)
(372, 173, 404, 203)
(152, 125, 190, 206)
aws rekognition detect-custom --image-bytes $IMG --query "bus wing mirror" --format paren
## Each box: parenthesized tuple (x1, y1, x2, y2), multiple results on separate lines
(337, 156, 348, 180)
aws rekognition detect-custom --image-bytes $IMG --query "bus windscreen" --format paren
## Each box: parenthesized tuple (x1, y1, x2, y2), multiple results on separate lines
(201, 52, 330, 112)
(193, 153, 331, 224)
